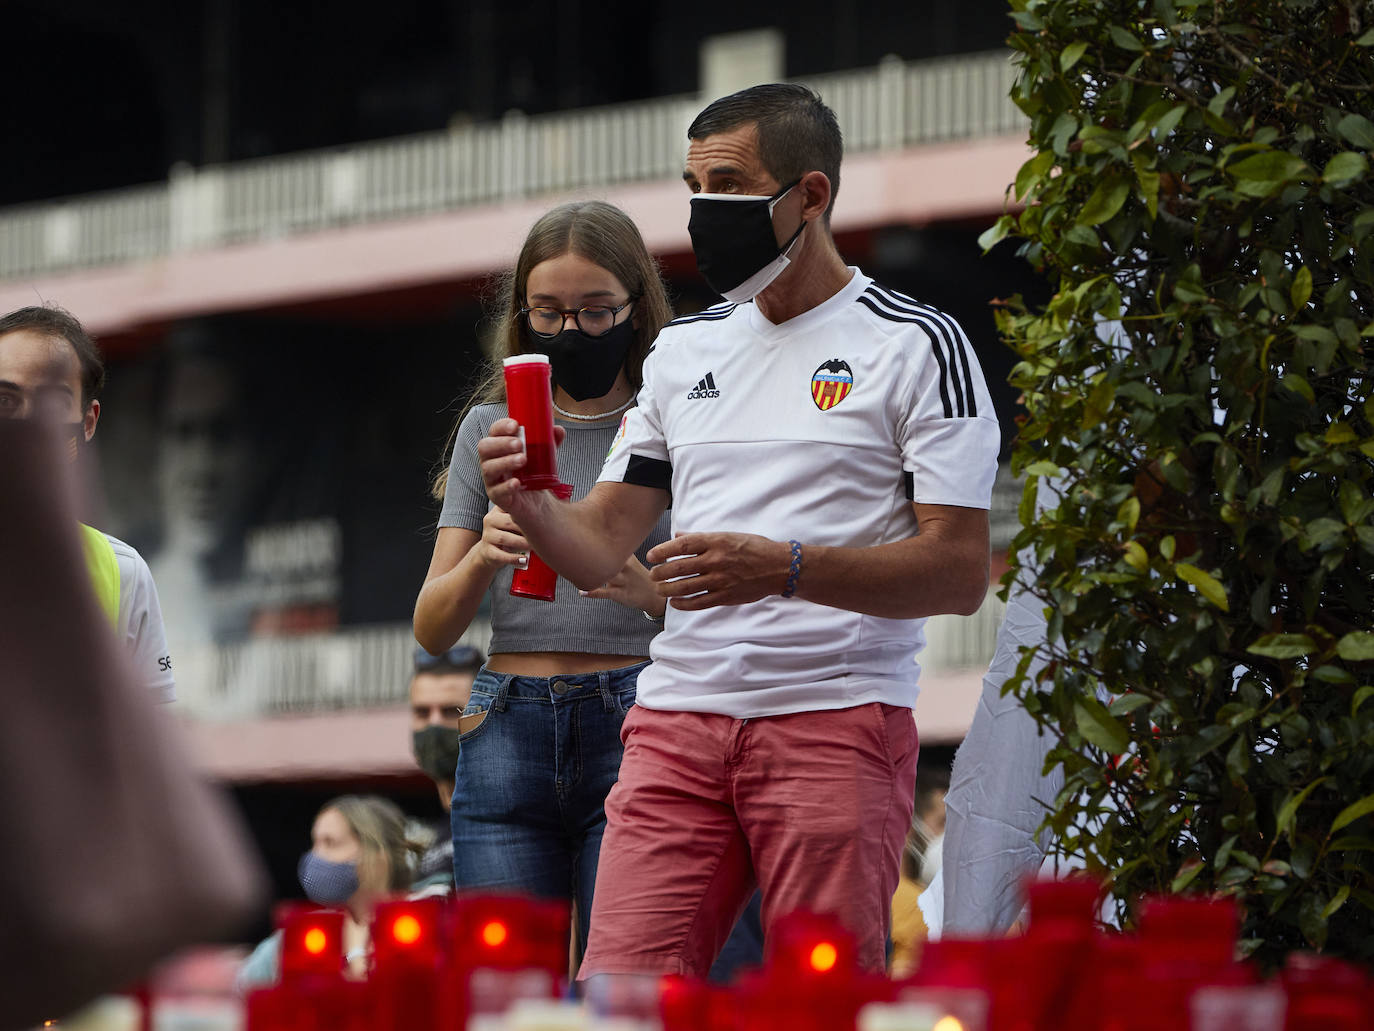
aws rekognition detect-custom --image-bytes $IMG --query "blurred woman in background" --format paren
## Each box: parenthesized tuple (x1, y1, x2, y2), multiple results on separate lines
(236, 795, 424, 991)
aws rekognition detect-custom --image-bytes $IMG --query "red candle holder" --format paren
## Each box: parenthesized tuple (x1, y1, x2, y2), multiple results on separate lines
(509, 482, 574, 602)
(502, 354, 561, 491)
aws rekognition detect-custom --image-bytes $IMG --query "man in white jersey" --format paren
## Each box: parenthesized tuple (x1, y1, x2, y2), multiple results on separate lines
(0, 306, 176, 703)
(477, 84, 999, 975)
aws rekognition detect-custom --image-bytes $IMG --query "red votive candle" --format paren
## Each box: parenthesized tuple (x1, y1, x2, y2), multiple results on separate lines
(502, 354, 561, 491)
(510, 483, 574, 602)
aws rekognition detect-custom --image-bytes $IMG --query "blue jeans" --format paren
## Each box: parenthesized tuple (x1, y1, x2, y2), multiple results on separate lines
(450, 663, 643, 957)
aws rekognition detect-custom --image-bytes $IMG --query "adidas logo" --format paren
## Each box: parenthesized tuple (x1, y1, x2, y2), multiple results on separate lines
(686, 372, 721, 399)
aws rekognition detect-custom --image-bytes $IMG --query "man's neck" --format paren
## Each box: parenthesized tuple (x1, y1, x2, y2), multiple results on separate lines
(753, 229, 852, 326)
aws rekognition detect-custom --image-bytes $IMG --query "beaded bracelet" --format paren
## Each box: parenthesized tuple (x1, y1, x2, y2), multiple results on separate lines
(781, 539, 803, 598)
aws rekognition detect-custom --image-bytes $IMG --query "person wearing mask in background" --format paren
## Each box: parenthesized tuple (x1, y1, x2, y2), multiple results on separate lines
(475, 84, 1000, 978)
(889, 766, 949, 977)
(0, 304, 175, 702)
(408, 642, 485, 895)
(412, 200, 675, 962)
(235, 795, 424, 992)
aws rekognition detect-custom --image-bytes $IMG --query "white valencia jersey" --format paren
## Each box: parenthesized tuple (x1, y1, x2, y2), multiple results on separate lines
(599, 268, 1000, 717)
(109, 534, 177, 703)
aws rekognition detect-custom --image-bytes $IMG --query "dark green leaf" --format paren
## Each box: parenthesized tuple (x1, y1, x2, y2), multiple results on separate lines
(1290, 266, 1313, 310)
(1336, 113, 1374, 150)
(1177, 563, 1229, 610)
(1075, 696, 1131, 754)
(1248, 633, 1316, 659)
(1060, 40, 1089, 72)
(1015, 151, 1055, 202)
(1171, 858, 1205, 892)
(1276, 777, 1328, 839)
(1321, 886, 1351, 920)
(1078, 177, 1131, 226)
(1337, 632, 1374, 661)
(1108, 25, 1144, 51)
(978, 216, 1014, 253)
(1109, 692, 1152, 716)
(1332, 794, 1374, 833)
(1324, 151, 1369, 184)
(1228, 150, 1311, 183)
(1281, 374, 1315, 403)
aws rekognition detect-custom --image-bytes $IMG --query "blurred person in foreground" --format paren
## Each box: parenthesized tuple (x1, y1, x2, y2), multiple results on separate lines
(408, 642, 485, 894)
(236, 795, 425, 993)
(475, 85, 1000, 977)
(0, 304, 175, 701)
(889, 765, 949, 977)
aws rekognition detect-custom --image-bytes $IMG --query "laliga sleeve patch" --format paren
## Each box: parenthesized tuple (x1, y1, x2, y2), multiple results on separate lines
(606, 412, 631, 461)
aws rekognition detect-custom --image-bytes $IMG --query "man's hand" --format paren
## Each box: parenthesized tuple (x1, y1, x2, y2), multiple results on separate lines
(476, 418, 567, 517)
(647, 532, 792, 611)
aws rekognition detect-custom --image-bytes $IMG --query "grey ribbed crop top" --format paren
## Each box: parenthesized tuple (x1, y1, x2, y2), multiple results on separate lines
(438, 402, 670, 656)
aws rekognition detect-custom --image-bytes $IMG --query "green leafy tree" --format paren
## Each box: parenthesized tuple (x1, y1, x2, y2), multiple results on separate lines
(985, 0, 1374, 964)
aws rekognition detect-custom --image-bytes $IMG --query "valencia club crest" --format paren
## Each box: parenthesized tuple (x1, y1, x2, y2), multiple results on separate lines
(811, 358, 854, 411)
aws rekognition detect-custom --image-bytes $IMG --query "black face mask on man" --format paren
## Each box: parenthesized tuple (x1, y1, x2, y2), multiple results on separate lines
(412, 725, 463, 785)
(687, 179, 805, 302)
(524, 318, 635, 402)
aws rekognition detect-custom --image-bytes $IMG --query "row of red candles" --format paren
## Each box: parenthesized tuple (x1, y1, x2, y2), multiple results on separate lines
(240, 881, 1373, 1031)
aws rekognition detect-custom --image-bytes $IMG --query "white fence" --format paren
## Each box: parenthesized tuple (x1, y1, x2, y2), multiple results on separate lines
(173, 589, 1007, 722)
(0, 51, 1022, 282)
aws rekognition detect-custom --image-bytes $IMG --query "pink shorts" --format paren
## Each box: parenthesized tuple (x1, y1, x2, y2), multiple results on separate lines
(579, 702, 919, 977)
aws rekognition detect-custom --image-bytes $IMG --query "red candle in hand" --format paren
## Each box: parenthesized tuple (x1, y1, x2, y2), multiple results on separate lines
(502, 354, 561, 491)
(510, 483, 574, 602)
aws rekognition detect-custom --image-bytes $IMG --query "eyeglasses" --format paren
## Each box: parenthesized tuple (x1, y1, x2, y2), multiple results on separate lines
(519, 298, 637, 339)
(413, 643, 485, 674)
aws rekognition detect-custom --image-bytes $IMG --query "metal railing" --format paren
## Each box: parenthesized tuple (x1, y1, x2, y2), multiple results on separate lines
(172, 588, 1007, 722)
(0, 51, 1022, 282)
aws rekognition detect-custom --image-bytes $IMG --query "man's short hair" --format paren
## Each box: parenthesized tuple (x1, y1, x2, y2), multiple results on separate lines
(0, 305, 105, 410)
(413, 642, 485, 677)
(687, 83, 843, 220)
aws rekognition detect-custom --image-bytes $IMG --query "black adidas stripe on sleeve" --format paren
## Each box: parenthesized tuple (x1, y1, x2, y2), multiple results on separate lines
(667, 303, 739, 327)
(872, 286, 980, 419)
(859, 286, 979, 419)
(858, 294, 955, 419)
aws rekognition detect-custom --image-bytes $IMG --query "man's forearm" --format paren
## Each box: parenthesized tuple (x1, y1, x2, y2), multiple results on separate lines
(517, 482, 666, 592)
(791, 533, 989, 619)
(649, 505, 991, 618)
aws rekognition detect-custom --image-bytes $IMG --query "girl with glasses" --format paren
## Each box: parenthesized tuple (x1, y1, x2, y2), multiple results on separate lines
(414, 200, 674, 963)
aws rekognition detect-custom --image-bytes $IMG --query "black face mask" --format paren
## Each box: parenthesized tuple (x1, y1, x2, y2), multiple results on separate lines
(687, 180, 804, 302)
(412, 725, 463, 784)
(526, 318, 635, 402)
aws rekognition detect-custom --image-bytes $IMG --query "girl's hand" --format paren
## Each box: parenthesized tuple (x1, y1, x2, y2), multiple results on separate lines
(475, 505, 531, 570)
(580, 555, 666, 617)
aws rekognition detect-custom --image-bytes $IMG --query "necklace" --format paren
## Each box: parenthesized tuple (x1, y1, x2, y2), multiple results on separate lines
(552, 394, 635, 422)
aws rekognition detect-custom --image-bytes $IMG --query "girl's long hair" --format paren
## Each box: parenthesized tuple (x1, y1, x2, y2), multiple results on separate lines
(431, 200, 673, 501)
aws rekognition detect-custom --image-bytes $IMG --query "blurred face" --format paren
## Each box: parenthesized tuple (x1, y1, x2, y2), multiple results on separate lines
(310, 806, 362, 866)
(158, 354, 251, 549)
(915, 789, 947, 838)
(0, 330, 98, 443)
(409, 671, 474, 733)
